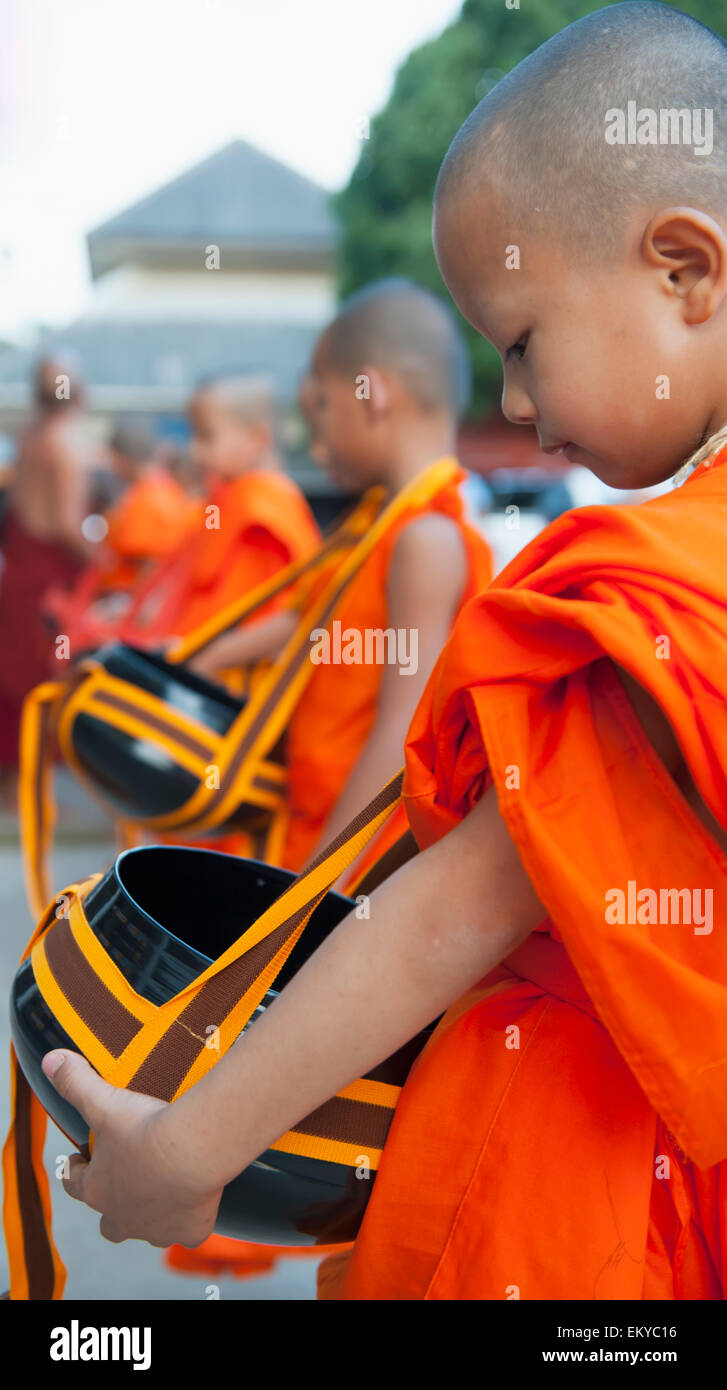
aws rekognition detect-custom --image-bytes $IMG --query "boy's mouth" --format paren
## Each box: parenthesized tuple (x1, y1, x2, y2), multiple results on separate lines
(541, 441, 578, 461)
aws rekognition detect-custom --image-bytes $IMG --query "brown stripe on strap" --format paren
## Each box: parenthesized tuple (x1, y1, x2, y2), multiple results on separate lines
(14, 1063, 56, 1300)
(43, 917, 143, 1057)
(292, 1093, 395, 1150)
(91, 689, 215, 761)
(250, 772, 287, 798)
(302, 770, 403, 878)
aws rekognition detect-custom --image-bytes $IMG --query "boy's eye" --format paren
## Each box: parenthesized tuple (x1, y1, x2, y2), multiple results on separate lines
(505, 335, 529, 362)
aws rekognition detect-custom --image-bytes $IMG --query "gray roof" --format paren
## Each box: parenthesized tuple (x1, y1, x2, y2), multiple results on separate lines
(88, 141, 337, 278)
(0, 318, 319, 403)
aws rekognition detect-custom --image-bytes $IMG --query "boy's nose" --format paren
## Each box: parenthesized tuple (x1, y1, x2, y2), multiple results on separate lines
(501, 381, 537, 427)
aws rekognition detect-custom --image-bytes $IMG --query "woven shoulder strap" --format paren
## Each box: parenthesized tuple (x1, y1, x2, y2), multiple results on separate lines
(3, 771, 405, 1299)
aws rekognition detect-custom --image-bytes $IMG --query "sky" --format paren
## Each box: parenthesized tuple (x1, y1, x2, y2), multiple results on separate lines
(0, 0, 463, 342)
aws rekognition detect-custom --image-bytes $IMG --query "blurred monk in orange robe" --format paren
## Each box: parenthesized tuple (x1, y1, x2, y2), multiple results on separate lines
(48, 420, 199, 652)
(103, 375, 320, 649)
(0, 356, 94, 774)
(102, 422, 199, 591)
(190, 283, 492, 874)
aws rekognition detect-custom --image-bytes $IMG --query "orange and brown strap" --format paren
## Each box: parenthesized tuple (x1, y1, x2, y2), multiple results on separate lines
(3, 772, 406, 1299)
(18, 682, 68, 921)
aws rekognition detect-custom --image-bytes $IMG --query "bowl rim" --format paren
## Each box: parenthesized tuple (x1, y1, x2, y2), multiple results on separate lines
(94, 640, 245, 713)
(112, 845, 355, 968)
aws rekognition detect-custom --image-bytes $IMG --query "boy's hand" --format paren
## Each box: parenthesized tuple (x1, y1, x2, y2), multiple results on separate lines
(41, 1050, 224, 1249)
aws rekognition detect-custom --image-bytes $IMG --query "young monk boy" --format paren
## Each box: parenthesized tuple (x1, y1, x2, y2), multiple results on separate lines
(0, 357, 92, 774)
(190, 280, 493, 873)
(40, 3, 727, 1300)
(112, 375, 320, 645)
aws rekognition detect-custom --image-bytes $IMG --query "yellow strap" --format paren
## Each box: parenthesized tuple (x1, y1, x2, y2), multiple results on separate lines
(18, 683, 67, 920)
(2, 1047, 67, 1300)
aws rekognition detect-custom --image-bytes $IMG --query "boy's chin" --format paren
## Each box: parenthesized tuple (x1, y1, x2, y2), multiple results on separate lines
(585, 453, 677, 491)
(325, 460, 369, 490)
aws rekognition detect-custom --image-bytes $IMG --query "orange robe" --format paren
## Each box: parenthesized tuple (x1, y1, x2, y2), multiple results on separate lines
(322, 446, 727, 1300)
(117, 469, 320, 646)
(281, 463, 493, 872)
(102, 468, 199, 590)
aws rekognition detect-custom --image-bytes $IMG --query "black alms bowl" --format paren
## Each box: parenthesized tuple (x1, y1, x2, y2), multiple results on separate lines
(70, 643, 245, 821)
(10, 846, 429, 1246)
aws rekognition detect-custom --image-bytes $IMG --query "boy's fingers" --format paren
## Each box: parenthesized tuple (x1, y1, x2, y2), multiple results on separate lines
(99, 1215, 126, 1245)
(41, 1050, 114, 1130)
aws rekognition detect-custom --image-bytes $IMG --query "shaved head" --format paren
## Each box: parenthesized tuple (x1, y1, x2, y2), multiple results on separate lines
(196, 374, 275, 429)
(436, 2, 727, 258)
(319, 278, 471, 419)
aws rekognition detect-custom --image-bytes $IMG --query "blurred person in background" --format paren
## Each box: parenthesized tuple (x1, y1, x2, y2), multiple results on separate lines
(0, 354, 92, 783)
(47, 418, 199, 651)
(109, 373, 321, 646)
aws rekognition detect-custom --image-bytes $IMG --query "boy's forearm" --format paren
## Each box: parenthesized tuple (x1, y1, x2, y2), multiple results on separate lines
(169, 789, 545, 1186)
(188, 609, 297, 674)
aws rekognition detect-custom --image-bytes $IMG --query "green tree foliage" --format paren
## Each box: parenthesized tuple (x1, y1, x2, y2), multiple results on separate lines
(335, 0, 727, 417)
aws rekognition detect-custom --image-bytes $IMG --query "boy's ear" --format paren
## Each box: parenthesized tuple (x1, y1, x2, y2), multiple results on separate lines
(641, 207, 727, 325)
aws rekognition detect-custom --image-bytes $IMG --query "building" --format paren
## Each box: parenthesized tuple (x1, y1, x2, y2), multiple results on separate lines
(0, 140, 338, 488)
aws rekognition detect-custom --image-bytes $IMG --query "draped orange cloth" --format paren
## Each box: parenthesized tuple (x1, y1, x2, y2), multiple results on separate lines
(116, 469, 320, 646)
(280, 463, 493, 873)
(322, 446, 727, 1300)
(102, 468, 199, 590)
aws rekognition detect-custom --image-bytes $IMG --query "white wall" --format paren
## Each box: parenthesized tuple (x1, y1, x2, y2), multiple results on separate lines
(84, 264, 336, 324)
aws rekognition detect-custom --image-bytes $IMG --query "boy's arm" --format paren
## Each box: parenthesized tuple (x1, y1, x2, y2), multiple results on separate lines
(306, 513, 467, 853)
(185, 608, 298, 678)
(47, 783, 545, 1247)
